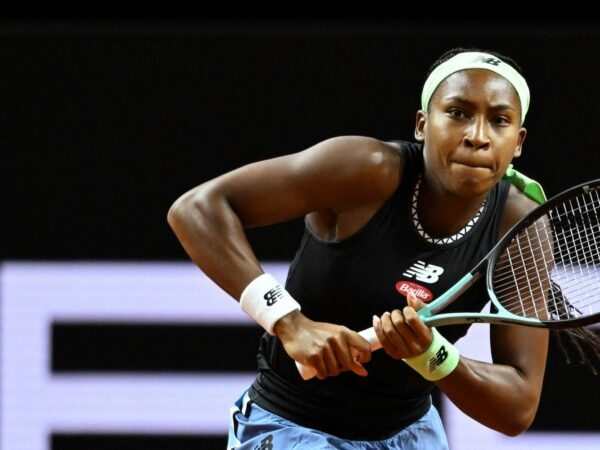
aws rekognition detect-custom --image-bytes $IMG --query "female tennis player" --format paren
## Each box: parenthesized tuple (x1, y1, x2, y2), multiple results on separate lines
(168, 47, 555, 449)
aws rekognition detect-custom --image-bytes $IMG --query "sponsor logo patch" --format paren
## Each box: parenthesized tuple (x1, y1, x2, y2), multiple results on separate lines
(395, 281, 434, 303)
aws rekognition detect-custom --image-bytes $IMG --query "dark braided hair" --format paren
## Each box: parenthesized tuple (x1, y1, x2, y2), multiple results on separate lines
(425, 47, 524, 83)
(549, 284, 600, 375)
(427, 47, 600, 374)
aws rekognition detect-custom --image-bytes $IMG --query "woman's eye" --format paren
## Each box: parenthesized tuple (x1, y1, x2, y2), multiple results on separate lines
(448, 109, 465, 118)
(492, 116, 510, 125)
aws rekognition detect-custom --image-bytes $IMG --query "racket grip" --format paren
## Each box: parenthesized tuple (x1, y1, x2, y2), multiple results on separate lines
(295, 327, 382, 380)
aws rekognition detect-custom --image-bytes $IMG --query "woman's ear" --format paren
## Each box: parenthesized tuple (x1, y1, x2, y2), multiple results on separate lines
(414, 110, 426, 142)
(513, 128, 527, 158)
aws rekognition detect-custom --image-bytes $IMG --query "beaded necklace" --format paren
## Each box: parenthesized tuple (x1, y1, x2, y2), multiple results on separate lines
(411, 177, 486, 245)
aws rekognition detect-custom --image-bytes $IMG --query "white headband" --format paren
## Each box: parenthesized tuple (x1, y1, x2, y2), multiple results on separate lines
(421, 52, 530, 124)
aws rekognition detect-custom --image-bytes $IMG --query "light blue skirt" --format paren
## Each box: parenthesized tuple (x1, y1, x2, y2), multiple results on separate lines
(227, 389, 449, 450)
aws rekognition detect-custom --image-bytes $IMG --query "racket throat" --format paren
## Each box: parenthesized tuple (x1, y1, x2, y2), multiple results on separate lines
(423, 272, 483, 317)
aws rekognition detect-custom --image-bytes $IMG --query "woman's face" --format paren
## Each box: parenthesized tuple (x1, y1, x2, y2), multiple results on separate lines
(415, 69, 527, 199)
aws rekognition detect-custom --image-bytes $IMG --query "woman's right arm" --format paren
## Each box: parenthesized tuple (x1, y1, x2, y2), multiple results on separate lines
(166, 135, 401, 378)
(167, 135, 399, 299)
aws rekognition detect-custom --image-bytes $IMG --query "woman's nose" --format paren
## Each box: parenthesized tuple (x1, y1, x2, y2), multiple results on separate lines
(463, 117, 490, 149)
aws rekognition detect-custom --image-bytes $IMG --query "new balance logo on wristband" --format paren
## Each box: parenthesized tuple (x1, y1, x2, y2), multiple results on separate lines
(264, 285, 284, 306)
(240, 273, 301, 335)
(428, 345, 449, 373)
(404, 328, 459, 380)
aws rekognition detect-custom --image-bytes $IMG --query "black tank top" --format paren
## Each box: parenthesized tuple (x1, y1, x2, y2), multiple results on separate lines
(248, 140, 511, 440)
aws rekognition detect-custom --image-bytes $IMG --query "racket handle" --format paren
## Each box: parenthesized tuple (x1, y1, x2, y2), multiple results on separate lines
(295, 327, 382, 380)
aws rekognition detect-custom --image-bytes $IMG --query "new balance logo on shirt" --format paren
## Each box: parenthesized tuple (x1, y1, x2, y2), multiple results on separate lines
(402, 261, 444, 284)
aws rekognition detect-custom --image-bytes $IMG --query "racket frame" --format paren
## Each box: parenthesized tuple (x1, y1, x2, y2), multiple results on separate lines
(417, 179, 600, 329)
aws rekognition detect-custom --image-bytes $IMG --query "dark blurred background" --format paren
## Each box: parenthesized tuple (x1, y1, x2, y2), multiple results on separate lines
(1, 13, 599, 450)
(3, 15, 599, 263)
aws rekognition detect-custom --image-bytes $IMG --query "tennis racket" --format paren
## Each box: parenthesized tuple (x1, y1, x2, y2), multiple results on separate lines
(297, 179, 600, 380)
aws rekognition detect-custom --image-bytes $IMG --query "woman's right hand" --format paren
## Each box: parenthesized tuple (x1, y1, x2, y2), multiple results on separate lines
(274, 311, 372, 379)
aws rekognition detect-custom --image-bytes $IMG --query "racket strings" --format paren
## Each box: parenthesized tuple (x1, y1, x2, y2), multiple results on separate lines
(492, 188, 600, 322)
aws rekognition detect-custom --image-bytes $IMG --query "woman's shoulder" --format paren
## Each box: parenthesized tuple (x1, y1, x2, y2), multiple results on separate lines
(499, 184, 541, 236)
(317, 135, 418, 165)
(311, 135, 401, 171)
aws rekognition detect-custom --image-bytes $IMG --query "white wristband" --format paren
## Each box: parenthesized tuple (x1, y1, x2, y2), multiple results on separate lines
(239, 273, 301, 335)
(403, 328, 460, 381)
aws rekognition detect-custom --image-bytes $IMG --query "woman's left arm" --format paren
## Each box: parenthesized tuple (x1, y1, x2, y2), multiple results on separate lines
(437, 323, 548, 436)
